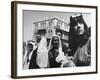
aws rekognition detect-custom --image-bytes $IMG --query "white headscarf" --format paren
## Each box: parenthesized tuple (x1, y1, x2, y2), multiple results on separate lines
(23, 41, 37, 69)
(36, 37, 48, 68)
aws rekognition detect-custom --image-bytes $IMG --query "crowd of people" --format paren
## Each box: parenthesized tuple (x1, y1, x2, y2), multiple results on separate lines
(23, 14, 91, 69)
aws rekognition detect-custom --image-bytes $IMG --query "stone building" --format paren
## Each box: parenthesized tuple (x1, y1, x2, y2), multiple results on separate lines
(32, 18, 70, 47)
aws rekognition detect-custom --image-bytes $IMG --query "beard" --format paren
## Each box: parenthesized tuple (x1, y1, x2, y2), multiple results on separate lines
(53, 43, 59, 49)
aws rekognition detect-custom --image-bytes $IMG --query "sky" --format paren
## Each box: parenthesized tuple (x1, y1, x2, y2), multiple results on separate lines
(23, 10, 91, 42)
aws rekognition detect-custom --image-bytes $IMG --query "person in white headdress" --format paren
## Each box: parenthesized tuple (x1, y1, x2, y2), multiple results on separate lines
(48, 35, 75, 68)
(48, 35, 64, 67)
(23, 40, 37, 69)
(36, 36, 48, 68)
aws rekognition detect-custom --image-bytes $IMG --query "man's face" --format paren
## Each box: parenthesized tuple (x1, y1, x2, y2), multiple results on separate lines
(27, 44, 33, 52)
(52, 36, 59, 48)
(74, 23, 85, 35)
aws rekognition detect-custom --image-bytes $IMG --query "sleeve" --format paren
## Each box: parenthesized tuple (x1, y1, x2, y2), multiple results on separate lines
(48, 50, 54, 67)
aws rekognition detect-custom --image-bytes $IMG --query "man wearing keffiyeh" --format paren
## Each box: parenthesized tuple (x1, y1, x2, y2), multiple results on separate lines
(48, 35, 75, 68)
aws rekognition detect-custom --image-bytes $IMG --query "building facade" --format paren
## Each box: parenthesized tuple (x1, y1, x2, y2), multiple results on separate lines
(32, 18, 70, 47)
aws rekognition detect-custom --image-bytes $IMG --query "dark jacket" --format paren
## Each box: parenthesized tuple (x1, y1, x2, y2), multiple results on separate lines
(29, 48, 39, 69)
(48, 48, 61, 68)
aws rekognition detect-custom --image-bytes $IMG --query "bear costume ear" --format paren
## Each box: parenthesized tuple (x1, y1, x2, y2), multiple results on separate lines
(70, 16, 72, 25)
(70, 16, 76, 22)
(70, 16, 72, 21)
(70, 16, 74, 24)
(70, 15, 77, 27)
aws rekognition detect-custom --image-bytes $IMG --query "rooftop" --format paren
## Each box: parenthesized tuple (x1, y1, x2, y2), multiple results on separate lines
(33, 18, 69, 26)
